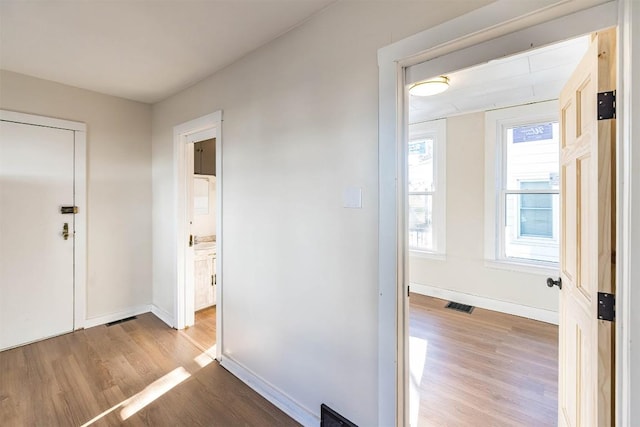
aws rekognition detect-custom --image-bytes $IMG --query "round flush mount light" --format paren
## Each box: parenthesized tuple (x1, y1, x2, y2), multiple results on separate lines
(409, 76, 450, 96)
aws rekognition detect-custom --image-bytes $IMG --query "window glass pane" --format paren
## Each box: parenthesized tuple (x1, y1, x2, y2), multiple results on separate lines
(505, 122, 559, 191)
(520, 180, 552, 191)
(520, 206, 553, 237)
(408, 138, 434, 192)
(520, 181, 553, 238)
(504, 193, 559, 263)
(408, 194, 433, 251)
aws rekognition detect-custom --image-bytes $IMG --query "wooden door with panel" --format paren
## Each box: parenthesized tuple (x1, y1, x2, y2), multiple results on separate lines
(557, 28, 616, 427)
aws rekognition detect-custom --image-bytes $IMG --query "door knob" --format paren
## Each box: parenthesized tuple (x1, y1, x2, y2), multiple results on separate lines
(546, 277, 562, 289)
(62, 223, 69, 240)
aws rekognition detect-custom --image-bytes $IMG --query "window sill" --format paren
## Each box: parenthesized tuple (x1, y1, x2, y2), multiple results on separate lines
(484, 259, 559, 276)
(410, 250, 446, 261)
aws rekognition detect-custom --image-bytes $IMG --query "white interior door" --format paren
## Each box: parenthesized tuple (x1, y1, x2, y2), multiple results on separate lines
(558, 28, 616, 426)
(0, 120, 75, 351)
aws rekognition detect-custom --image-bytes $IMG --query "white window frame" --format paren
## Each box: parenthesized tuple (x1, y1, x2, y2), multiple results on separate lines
(484, 100, 560, 275)
(408, 118, 446, 259)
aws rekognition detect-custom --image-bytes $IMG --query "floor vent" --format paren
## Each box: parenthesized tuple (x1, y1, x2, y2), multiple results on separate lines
(445, 301, 474, 314)
(106, 316, 137, 327)
(321, 404, 358, 427)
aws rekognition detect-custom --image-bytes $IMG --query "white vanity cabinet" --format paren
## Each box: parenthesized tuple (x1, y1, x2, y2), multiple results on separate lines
(194, 246, 216, 310)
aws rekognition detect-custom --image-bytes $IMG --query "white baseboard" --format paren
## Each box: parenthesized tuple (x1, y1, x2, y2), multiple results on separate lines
(410, 283, 559, 325)
(220, 356, 319, 427)
(84, 305, 152, 329)
(151, 304, 175, 328)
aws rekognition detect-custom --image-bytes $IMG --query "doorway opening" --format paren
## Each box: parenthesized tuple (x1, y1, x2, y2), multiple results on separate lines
(183, 138, 217, 352)
(173, 111, 222, 361)
(377, 2, 636, 425)
(404, 27, 617, 426)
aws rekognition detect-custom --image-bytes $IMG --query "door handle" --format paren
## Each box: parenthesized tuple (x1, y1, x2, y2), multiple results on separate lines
(62, 223, 69, 240)
(546, 277, 562, 289)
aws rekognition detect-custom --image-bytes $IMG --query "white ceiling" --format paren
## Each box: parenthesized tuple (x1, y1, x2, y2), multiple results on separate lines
(0, 0, 335, 103)
(408, 35, 591, 124)
(0, 3, 591, 108)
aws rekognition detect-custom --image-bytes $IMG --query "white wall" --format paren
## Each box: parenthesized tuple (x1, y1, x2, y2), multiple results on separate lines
(0, 70, 152, 321)
(410, 112, 558, 314)
(623, 0, 640, 422)
(151, 1, 493, 424)
(192, 175, 216, 237)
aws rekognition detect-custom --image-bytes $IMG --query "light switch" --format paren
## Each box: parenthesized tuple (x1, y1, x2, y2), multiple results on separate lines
(343, 186, 362, 209)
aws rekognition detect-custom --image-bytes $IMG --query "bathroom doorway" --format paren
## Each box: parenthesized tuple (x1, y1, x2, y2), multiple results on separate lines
(184, 155, 217, 351)
(173, 111, 223, 360)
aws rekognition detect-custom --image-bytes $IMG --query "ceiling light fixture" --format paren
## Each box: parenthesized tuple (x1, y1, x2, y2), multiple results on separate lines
(409, 76, 450, 96)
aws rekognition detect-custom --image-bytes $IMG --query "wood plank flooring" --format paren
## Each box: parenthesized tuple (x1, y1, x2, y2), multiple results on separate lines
(0, 312, 297, 426)
(1, 296, 558, 426)
(410, 294, 558, 427)
(181, 306, 216, 351)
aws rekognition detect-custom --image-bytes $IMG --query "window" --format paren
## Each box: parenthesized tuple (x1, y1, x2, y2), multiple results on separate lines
(408, 119, 446, 255)
(485, 101, 559, 270)
(408, 138, 433, 250)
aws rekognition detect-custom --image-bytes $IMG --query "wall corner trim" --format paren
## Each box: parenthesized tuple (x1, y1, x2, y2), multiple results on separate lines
(151, 304, 175, 328)
(220, 357, 319, 427)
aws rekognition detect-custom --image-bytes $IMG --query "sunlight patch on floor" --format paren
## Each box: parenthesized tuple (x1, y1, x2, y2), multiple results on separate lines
(120, 367, 191, 420)
(81, 349, 215, 425)
(81, 365, 195, 426)
(409, 335, 428, 427)
(79, 401, 122, 427)
(194, 345, 216, 368)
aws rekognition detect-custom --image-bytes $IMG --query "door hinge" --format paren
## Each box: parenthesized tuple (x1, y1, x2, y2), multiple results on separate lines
(597, 90, 616, 120)
(407, 285, 410, 297)
(612, 250, 616, 264)
(597, 292, 615, 322)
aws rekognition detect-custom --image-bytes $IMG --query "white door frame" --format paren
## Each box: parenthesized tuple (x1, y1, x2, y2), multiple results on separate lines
(173, 111, 223, 359)
(377, 0, 636, 425)
(0, 109, 87, 331)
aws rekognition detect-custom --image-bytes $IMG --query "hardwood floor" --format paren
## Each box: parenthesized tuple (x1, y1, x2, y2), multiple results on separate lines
(181, 306, 216, 351)
(0, 312, 297, 426)
(410, 293, 558, 427)
(1, 296, 557, 426)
